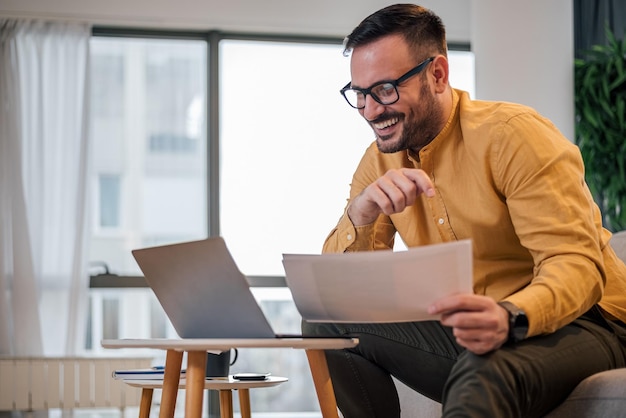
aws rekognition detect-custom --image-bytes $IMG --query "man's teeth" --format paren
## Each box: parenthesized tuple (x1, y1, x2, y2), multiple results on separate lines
(374, 117, 399, 130)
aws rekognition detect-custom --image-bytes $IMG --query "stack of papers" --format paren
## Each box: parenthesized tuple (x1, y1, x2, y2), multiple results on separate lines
(112, 367, 186, 380)
(282, 239, 473, 323)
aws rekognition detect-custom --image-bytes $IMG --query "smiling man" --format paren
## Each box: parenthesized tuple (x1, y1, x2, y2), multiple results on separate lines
(302, 4, 626, 417)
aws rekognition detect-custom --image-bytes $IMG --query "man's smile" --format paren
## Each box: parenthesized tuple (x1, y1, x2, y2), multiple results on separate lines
(373, 116, 400, 130)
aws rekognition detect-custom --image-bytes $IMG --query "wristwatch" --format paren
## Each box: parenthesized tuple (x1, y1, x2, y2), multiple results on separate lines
(498, 301, 529, 343)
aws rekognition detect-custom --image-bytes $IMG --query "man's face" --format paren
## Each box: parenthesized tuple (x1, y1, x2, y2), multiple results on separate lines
(349, 35, 443, 154)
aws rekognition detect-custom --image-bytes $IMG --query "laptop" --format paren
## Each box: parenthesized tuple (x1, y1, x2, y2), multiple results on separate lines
(131, 236, 302, 339)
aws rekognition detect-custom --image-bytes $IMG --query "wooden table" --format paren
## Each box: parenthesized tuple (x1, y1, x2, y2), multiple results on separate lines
(101, 338, 358, 418)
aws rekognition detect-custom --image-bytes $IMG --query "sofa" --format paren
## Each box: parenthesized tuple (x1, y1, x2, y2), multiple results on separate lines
(396, 230, 626, 417)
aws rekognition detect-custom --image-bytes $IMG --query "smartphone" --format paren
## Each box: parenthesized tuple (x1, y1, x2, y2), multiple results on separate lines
(232, 372, 271, 381)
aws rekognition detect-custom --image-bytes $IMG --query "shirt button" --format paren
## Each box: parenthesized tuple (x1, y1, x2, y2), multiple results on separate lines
(438, 218, 445, 225)
(347, 234, 353, 241)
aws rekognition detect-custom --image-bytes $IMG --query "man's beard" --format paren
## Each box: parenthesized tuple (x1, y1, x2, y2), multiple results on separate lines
(374, 84, 440, 154)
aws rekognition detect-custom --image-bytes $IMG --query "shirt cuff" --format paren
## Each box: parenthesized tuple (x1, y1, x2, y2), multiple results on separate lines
(332, 213, 378, 252)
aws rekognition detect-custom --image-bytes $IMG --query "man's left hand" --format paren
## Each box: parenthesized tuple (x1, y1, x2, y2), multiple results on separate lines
(428, 294, 509, 355)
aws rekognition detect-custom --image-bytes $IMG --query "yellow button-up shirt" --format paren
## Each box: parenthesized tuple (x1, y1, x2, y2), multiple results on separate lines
(323, 89, 626, 337)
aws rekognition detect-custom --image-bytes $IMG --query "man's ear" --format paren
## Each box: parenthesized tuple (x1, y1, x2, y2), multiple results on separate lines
(431, 55, 449, 92)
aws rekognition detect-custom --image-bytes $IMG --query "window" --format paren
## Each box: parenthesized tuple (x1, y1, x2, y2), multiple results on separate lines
(89, 33, 474, 275)
(219, 40, 372, 276)
(220, 42, 475, 272)
(89, 30, 475, 415)
(89, 35, 207, 275)
(98, 174, 121, 228)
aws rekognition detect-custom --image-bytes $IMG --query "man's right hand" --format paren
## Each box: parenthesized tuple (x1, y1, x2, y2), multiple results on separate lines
(347, 168, 435, 226)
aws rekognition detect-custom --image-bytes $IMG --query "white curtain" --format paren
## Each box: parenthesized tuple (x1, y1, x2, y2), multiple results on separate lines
(0, 20, 91, 356)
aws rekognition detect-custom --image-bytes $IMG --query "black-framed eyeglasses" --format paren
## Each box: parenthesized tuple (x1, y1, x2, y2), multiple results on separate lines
(340, 56, 435, 109)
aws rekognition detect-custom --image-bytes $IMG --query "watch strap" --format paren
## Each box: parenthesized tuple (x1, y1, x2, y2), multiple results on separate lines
(498, 301, 529, 343)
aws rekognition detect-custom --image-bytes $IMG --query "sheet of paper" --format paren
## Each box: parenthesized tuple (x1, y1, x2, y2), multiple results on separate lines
(282, 239, 472, 323)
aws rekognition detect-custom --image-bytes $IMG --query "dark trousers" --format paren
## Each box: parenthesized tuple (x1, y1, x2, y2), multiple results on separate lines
(302, 307, 626, 418)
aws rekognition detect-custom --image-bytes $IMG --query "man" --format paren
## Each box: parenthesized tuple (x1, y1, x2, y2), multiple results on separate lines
(302, 4, 626, 417)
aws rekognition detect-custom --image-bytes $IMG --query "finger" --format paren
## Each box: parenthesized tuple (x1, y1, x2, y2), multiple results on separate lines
(440, 311, 484, 328)
(450, 319, 508, 350)
(375, 176, 410, 214)
(453, 327, 497, 342)
(457, 331, 507, 354)
(364, 182, 398, 215)
(429, 294, 487, 315)
(402, 168, 436, 197)
(366, 169, 434, 216)
(373, 170, 422, 214)
(441, 310, 500, 330)
(458, 339, 499, 355)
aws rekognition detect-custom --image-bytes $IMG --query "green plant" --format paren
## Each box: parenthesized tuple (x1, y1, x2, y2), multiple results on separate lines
(574, 27, 626, 232)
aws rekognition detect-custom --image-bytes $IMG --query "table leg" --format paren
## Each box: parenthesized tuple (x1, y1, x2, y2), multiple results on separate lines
(159, 349, 183, 418)
(238, 388, 251, 418)
(185, 350, 208, 418)
(218, 390, 234, 418)
(138, 388, 153, 418)
(306, 349, 340, 418)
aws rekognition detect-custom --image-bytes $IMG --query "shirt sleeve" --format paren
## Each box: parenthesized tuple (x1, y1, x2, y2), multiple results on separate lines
(493, 112, 606, 337)
(322, 143, 397, 254)
(322, 210, 396, 253)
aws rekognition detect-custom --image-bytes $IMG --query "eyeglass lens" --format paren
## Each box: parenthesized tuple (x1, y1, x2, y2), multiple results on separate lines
(345, 83, 398, 109)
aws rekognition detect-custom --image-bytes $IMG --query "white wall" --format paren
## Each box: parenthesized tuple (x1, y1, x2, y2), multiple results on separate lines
(0, 0, 470, 41)
(0, 0, 573, 138)
(472, 0, 574, 140)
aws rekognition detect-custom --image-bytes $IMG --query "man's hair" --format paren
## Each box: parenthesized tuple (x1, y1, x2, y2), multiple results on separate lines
(343, 4, 447, 59)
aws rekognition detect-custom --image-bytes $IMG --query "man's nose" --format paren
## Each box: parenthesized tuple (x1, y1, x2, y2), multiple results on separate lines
(361, 94, 385, 121)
